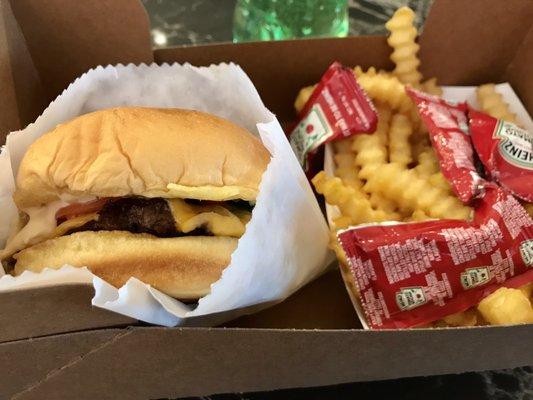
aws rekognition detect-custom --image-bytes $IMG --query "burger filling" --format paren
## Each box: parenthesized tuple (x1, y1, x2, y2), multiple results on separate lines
(1, 197, 253, 270)
(61, 197, 252, 238)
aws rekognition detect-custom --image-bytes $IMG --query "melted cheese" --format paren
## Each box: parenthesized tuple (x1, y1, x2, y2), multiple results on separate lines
(166, 183, 257, 202)
(1, 201, 67, 259)
(1, 200, 98, 260)
(167, 199, 250, 238)
(51, 213, 99, 237)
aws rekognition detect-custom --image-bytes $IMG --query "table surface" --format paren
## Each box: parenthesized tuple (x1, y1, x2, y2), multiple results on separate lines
(140, 1, 532, 399)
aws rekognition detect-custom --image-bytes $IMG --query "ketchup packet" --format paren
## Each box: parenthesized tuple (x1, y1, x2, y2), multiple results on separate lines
(469, 109, 533, 202)
(338, 187, 533, 329)
(289, 62, 377, 171)
(406, 88, 485, 204)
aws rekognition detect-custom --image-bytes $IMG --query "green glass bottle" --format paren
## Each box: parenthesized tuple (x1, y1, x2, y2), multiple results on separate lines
(233, 0, 349, 42)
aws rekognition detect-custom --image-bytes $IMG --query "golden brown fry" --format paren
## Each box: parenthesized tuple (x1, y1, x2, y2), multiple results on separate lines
(369, 192, 398, 215)
(414, 149, 440, 177)
(385, 7, 422, 87)
(294, 85, 316, 114)
(354, 69, 414, 114)
(332, 215, 354, 230)
(442, 309, 478, 327)
(389, 114, 413, 166)
(421, 77, 443, 96)
(428, 172, 452, 193)
(407, 209, 432, 222)
(519, 283, 533, 299)
(334, 153, 364, 190)
(476, 84, 518, 124)
(352, 106, 391, 180)
(364, 163, 471, 220)
(353, 66, 392, 78)
(329, 231, 349, 266)
(410, 133, 431, 161)
(312, 171, 393, 224)
(333, 138, 355, 154)
(478, 287, 533, 325)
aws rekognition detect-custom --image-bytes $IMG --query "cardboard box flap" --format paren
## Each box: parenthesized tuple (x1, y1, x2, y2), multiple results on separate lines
(0, 270, 359, 343)
(0, 284, 136, 343)
(1, 330, 120, 400)
(419, 0, 533, 87)
(2, 324, 532, 399)
(155, 36, 394, 123)
(504, 26, 533, 113)
(4, 0, 153, 130)
(0, 0, 43, 141)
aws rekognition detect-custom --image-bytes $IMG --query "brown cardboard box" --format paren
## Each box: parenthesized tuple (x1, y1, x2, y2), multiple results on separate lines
(0, 0, 532, 398)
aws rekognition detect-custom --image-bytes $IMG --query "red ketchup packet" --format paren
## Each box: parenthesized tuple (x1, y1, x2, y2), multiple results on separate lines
(406, 88, 485, 204)
(469, 109, 533, 202)
(289, 62, 377, 172)
(337, 187, 533, 329)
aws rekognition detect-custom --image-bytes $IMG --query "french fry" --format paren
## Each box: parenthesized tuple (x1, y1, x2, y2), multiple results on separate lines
(411, 133, 432, 161)
(354, 69, 414, 114)
(333, 138, 355, 154)
(428, 172, 452, 193)
(332, 215, 354, 230)
(478, 287, 533, 325)
(294, 84, 316, 114)
(312, 171, 392, 224)
(385, 7, 422, 87)
(407, 209, 432, 222)
(442, 309, 478, 327)
(329, 231, 349, 266)
(334, 152, 364, 190)
(389, 114, 413, 166)
(421, 77, 443, 96)
(369, 192, 398, 215)
(294, 6, 532, 329)
(414, 148, 440, 177)
(352, 106, 391, 179)
(364, 163, 471, 220)
(519, 283, 533, 299)
(353, 65, 392, 78)
(476, 84, 518, 124)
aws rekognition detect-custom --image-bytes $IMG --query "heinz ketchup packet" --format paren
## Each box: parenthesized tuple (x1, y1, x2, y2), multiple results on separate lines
(338, 187, 533, 329)
(407, 88, 485, 204)
(469, 109, 533, 202)
(289, 62, 377, 171)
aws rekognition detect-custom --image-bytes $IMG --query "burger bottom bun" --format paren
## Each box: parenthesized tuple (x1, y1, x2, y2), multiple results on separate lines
(13, 231, 238, 300)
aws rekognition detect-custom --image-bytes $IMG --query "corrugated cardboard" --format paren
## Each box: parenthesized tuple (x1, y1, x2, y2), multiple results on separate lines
(0, 0, 532, 398)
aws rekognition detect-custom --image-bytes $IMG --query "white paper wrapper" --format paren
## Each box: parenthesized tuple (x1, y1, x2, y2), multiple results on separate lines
(325, 83, 533, 329)
(0, 63, 333, 326)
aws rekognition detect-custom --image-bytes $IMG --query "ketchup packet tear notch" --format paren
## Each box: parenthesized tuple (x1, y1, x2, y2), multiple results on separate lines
(469, 109, 533, 202)
(289, 62, 378, 171)
(338, 187, 533, 329)
(406, 88, 486, 204)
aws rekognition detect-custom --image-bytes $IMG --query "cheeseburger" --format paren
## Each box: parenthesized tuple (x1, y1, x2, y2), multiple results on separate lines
(0, 107, 270, 299)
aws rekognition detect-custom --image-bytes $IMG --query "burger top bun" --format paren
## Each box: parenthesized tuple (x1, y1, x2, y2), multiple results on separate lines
(14, 107, 270, 209)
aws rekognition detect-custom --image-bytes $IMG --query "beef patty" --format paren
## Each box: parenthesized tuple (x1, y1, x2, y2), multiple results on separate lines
(70, 197, 181, 237)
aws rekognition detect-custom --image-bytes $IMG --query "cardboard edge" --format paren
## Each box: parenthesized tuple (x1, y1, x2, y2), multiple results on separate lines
(3, 325, 532, 399)
(8, 0, 154, 108)
(503, 25, 533, 114)
(0, 284, 137, 343)
(0, 0, 45, 140)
